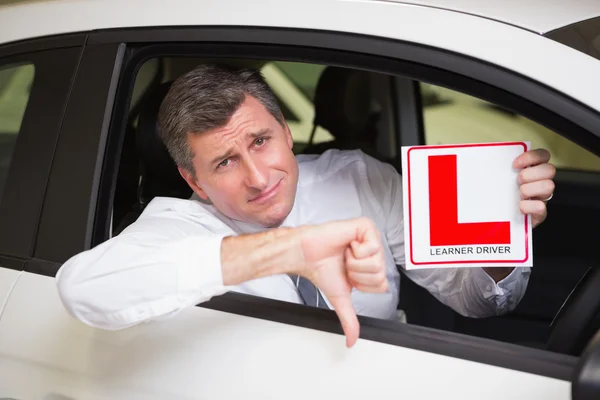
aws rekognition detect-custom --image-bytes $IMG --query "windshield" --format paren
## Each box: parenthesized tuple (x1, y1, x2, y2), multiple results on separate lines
(545, 16, 600, 61)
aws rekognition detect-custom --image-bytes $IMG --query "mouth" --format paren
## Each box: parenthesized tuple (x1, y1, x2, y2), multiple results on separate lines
(248, 179, 283, 204)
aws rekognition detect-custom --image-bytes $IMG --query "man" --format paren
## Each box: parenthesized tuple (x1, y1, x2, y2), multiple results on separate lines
(56, 65, 555, 348)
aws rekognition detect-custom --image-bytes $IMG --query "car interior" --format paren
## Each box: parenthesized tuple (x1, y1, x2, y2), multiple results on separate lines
(108, 56, 600, 356)
(112, 58, 399, 235)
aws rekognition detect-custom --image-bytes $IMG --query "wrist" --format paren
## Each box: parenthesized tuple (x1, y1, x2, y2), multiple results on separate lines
(483, 267, 514, 283)
(262, 227, 306, 277)
(221, 227, 305, 286)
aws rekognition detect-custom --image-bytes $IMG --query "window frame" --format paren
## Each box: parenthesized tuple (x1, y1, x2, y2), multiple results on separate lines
(31, 26, 600, 381)
(0, 35, 84, 264)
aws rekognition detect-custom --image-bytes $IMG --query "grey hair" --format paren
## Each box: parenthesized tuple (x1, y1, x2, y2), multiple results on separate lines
(157, 64, 285, 174)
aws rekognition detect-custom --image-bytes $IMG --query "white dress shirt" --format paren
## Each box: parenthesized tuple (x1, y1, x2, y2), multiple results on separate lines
(56, 149, 531, 330)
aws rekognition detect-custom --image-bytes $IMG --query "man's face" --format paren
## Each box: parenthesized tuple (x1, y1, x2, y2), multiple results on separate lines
(180, 95, 299, 228)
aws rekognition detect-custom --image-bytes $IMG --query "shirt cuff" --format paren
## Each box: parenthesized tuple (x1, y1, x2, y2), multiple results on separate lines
(176, 234, 228, 301)
(471, 267, 529, 315)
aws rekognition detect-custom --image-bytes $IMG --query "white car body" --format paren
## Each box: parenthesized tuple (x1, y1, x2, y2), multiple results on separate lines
(1, 1, 599, 399)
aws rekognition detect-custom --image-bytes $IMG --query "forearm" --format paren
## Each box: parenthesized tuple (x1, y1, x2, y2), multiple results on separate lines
(403, 266, 531, 318)
(221, 227, 304, 285)
(57, 219, 309, 330)
(461, 267, 531, 317)
(56, 229, 227, 330)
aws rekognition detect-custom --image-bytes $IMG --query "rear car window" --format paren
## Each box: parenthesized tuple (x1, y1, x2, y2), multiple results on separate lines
(0, 62, 35, 200)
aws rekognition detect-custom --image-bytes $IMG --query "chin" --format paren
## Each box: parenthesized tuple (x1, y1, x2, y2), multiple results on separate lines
(259, 213, 287, 229)
(258, 202, 292, 228)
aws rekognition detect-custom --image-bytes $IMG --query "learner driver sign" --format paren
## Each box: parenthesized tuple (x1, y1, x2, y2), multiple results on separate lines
(401, 142, 533, 269)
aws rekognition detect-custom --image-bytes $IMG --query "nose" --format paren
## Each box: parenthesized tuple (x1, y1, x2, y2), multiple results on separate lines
(243, 155, 269, 191)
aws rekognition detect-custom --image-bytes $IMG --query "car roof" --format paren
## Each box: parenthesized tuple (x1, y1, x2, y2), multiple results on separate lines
(389, 0, 600, 34)
(2, 0, 600, 116)
(1, 0, 599, 46)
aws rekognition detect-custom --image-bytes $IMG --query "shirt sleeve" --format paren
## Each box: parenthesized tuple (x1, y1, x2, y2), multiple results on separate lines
(55, 199, 230, 330)
(361, 151, 531, 318)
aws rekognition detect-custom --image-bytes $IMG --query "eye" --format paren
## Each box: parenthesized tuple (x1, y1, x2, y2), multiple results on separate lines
(254, 137, 266, 146)
(217, 159, 230, 168)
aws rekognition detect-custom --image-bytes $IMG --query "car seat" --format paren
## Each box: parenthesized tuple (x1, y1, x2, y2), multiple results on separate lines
(113, 81, 191, 234)
(135, 82, 192, 203)
(302, 66, 382, 158)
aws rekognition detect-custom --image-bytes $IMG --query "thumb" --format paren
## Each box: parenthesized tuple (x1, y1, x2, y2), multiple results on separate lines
(329, 293, 360, 348)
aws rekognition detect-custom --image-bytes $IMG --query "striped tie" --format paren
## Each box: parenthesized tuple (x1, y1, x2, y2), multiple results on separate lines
(289, 274, 330, 309)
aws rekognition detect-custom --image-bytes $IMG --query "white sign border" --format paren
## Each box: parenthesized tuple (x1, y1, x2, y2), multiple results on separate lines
(402, 141, 533, 270)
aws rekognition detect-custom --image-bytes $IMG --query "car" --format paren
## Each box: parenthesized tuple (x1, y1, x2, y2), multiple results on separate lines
(1, 0, 600, 399)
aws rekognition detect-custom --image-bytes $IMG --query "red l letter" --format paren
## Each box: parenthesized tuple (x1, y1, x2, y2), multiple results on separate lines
(428, 154, 511, 246)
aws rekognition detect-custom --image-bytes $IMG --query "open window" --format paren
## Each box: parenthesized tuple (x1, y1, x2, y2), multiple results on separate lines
(406, 82, 600, 350)
(80, 33, 600, 380)
(111, 57, 399, 236)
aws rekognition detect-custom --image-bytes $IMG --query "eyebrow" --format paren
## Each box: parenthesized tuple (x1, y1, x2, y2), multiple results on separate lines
(210, 148, 235, 168)
(209, 128, 273, 167)
(248, 128, 272, 139)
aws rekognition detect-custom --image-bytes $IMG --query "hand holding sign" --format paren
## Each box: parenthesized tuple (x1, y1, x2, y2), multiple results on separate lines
(514, 148, 556, 228)
(402, 141, 552, 270)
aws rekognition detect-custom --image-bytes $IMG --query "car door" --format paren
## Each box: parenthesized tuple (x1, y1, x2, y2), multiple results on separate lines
(2, 21, 598, 398)
(0, 38, 82, 318)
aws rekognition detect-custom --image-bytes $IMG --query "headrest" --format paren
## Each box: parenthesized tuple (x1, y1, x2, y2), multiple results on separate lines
(313, 66, 373, 140)
(136, 82, 191, 199)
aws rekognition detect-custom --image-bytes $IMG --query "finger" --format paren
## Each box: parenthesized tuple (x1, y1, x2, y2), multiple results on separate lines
(351, 239, 380, 260)
(345, 248, 383, 273)
(328, 293, 360, 348)
(347, 270, 388, 288)
(513, 148, 551, 169)
(520, 199, 547, 219)
(520, 179, 555, 200)
(352, 226, 382, 259)
(353, 282, 389, 293)
(518, 163, 556, 184)
(350, 276, 389, 293)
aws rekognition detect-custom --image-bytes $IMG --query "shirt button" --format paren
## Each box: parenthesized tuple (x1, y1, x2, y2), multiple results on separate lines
(486, 284, 493, 292)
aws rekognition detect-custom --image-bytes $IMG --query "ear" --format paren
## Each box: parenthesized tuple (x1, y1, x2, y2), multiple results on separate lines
(285, 122, 293, 150)
(178, 166, 209, 201)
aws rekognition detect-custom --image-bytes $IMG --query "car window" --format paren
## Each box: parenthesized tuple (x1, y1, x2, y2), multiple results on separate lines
(273, 61, 324, 101)
(406, 79, 600, 352)
(108, 51, 597, 358)
(0, 62, 35, 200)
(261, 61, 334, 149)
(129, 58, 161, 113)
(112, 58, 396, 237)
(420, 82, 600, 171)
